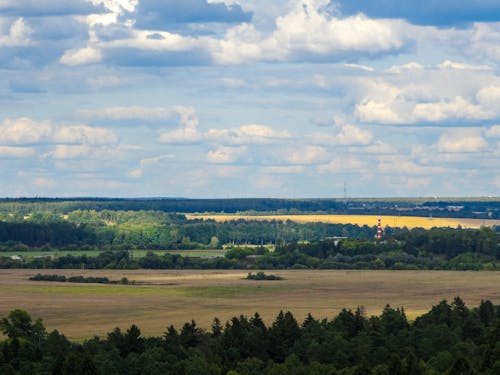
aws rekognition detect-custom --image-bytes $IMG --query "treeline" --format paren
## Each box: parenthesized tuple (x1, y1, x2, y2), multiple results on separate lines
(0, 197, 498, 218)
(0, 209, 388, 250)
(1, 298, 500, 374)
(29, 274, 131, 285)
(1, 226, 498, 271)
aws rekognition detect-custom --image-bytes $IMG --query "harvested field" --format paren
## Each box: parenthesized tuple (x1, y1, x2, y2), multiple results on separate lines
(187, 214, 500, 229)
(1, 269, 499, 340)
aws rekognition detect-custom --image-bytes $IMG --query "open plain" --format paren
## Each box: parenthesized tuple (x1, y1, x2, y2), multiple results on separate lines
(187, 214, 500, 229)
(1, 269, 499, 340)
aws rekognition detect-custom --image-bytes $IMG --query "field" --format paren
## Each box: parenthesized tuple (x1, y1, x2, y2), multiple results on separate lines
(187, 214, 500, 229)
(0, 249, 226, 259)
(1, 269, 499, 340)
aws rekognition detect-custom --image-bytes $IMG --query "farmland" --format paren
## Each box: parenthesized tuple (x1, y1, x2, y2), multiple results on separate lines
(1, 269, 499, 340)
(0, 249, 226, 259)
(187, 213, 500, 229)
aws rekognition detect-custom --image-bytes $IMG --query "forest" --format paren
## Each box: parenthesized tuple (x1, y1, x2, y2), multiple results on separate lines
(0, 226, 498, 271)
(1, 298, 499, 374)
(0, 197, 498, 218)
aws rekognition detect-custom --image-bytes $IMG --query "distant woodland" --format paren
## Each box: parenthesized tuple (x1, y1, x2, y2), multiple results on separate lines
(1, 298, 499, 374)
(0, 199, 498, 270)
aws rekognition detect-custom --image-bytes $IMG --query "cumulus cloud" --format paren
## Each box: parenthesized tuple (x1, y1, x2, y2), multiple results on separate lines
(355, 61, 500, 125)
(159, 127, 203, 144)
(52, 125, 118, 145)
(78, 105, 199, 127)
(59, 47, 102, 65)
(437, 129, 489, 153)
(128, 154, 173, 178)
(205, 124, 291, 144)
(262, 165, 305, 174)
(0, 146, 35, 158)
(0, 118, 118, 147)
(283, 145, 329, 165)
(207, 145, 247, 163)
(210, 5, 409, 64)
(317, 156, 366, 173)
(485, 125, 500, 138)
(377, 155, 448, 175)
(0, 118, 52, 144)
(310, 122, 373, 146)
(67, 0, 410, 67)
(0, 18, 33, 47)
(160, 122, 291, 145)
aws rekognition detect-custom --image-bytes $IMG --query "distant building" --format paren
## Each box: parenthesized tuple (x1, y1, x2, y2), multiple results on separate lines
(34, 254, 55, 260)
(326, 236, 348, 246)
(10, 255, 22, 261)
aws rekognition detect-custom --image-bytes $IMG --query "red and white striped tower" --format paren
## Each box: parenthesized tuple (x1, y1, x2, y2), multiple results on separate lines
(376, 217, 383, 239)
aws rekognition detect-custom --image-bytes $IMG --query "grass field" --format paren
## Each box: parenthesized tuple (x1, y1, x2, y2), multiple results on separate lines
(0, 249, 226, 259)
(1, 269, 499, 340)
(186, 214, 500, 229)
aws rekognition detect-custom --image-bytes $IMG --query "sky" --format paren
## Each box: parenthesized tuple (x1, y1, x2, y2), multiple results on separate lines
(0, 0, 499, 198)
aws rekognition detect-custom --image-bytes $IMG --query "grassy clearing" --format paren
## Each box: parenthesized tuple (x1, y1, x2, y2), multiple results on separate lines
(0, 249, 226, 259)
(0, 269, 499, 340)
(187, 214, 500, 229)
(10, 284, 282, 298)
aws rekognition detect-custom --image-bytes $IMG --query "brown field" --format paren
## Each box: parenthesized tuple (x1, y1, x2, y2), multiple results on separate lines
(1, 269, 499, 340)
(186, 214, 500, 229)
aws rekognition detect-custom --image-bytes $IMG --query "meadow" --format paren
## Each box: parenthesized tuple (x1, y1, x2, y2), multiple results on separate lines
(187, 213, 500, 229)
(1, 249, 226, 259)
(1, 269, 499, 340)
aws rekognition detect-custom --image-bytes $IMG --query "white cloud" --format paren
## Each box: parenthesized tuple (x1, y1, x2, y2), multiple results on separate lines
(211, 6, 408, 64)
(0, 146, 35, 158)
(0, 118, 52, 145)
(59, 47, 102, 66)
(437, 129, 489, 153)
(159, 127, 203, 144)
(310, 122, 373, 146)
(476, 85, 500, 109)
(79, 106, 199, 127)
(413, 96, 490, 122)
(33, 177, 56, 189)
(485, 125, 500, 138)
(377, 155, 448, 175)
(206, 124, 291, 145)
(355, 62, 500, 125)
(283, 145, 328, 165)
(50, 145, 92, 159)
(317, 157, 366, 173)
(52, 125, 118, 145)
(70, 0, 409, 66)
(207, 146, 247, 163)
(385, 62, 424, 73)
(438, 60, 492, 71)
(0, 18, 32, 47)
(127, 154, 173, 178)
(344, 63, 374, 72)
(262, 165, 304, 174)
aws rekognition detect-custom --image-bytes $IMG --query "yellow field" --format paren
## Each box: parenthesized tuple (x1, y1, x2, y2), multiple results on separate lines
(1, 269, 499, 340)
(186, 214, 500, 229)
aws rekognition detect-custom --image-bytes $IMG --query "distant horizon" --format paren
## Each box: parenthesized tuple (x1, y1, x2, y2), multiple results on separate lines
(1, 196, 498, 201)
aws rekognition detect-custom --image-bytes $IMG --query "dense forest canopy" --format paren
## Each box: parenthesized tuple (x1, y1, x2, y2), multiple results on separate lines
(1, 298, 499, 374)
(0, 197, 498, 218)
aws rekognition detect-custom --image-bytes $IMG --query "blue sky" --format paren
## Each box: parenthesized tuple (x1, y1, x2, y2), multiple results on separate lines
(0, 0, 499, 198)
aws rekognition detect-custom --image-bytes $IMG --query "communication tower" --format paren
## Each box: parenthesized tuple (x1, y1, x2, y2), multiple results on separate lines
(376, 217, 383, 239)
